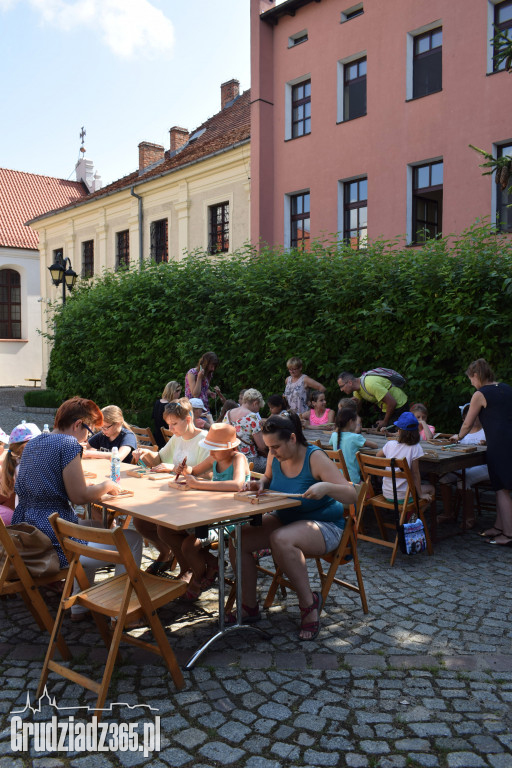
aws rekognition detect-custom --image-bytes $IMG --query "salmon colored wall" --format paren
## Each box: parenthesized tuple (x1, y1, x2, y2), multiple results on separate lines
(251, 0, 512, 246)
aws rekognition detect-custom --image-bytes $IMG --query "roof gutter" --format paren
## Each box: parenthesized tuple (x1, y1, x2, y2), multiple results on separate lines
(130, 186, 144, 268)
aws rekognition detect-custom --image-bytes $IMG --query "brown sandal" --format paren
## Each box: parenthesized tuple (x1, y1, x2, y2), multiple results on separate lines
(299, 591, 322, 641)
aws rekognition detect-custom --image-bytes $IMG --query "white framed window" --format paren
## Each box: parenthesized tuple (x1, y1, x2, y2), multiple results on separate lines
(341, 4, 363, 23)
(487, 0, 512, 73)
(406, 20, 442, 101)
(337, 51, 367, 123)
(285, 74, 311, 140)
(338, 176, 368, 248)
(284, 190, 310, 249)
(407, 158, 443, 244)
(288, 29, 308, 48)
(493, 141, 512, 231)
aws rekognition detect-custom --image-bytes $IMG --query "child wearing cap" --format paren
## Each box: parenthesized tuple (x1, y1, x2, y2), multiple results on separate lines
(376, 412, 434, 503)
(0, 423, 41, 524)
(162, 423, 250, 602)
(189, 398, 213, 429)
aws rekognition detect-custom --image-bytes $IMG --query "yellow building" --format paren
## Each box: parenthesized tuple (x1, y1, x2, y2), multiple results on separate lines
(29, 80, 250, 382)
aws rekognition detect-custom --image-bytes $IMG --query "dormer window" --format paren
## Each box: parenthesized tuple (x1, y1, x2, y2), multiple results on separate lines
(341, 4, 363, 22)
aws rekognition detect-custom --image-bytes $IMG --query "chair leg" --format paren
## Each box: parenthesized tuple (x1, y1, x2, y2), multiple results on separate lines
(225, 582, 236, 614)
(263, 568, 282, 609)
(146, 611, 184, 690)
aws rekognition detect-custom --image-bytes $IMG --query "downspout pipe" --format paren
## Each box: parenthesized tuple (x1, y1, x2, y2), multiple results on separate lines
(130, 186, 143, 268)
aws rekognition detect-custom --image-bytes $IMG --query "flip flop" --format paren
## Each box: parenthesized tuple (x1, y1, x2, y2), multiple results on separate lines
(488, 534, 512, 546)
(478, 528, 502, 538)
(145, 559, 175, 576)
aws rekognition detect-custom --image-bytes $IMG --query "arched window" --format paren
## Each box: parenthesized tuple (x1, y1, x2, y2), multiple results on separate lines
(0, 269, 21, 339)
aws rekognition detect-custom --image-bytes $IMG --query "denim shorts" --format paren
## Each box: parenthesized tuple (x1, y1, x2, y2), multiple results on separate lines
(269, 512, 344, 554)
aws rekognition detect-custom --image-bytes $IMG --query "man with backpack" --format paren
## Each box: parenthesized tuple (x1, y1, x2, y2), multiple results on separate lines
(337, 368, 409, 431)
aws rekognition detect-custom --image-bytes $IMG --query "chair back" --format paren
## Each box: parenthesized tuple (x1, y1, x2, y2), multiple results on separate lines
(160, 427, 173, 444)
(129, 425, 158, 451)
(357, 452, 414, 492)
(323, 448, 351, 482)
(50, 515, 136, 577)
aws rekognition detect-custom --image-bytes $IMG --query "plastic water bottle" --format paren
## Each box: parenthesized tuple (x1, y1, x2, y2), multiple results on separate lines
(43, 424, 50, 433)
(110, 446, 121, 484)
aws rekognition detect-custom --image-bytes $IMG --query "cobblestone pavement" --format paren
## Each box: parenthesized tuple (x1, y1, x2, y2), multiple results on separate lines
(0, 392, 511, 767)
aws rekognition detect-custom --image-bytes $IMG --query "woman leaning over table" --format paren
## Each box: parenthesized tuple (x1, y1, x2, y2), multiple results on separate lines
(133, 398, 209, 577)
(229, 413, 356, 641)
(451, 358, 512, 545)
(83, 405, 137, 463)
(11, 398, 142, 617)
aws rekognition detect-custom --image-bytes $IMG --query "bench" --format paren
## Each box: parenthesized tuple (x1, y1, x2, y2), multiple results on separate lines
(25, 378, 41, 387)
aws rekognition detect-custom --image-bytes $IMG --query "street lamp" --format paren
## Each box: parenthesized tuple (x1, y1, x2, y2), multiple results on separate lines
(48, 257, 78, 304)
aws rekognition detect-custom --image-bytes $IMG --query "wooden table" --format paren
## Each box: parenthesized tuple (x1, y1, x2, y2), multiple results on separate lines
(82, 459, 301, 667)
(304, 428, 487, 542)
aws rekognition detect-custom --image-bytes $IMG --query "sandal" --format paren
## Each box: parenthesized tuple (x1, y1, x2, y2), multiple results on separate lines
(299, 591, 323, 642)
(488, 534, 512, 546)
(180, 583, 202, 602)
(200, 567, 219, 590)
(478, 527, 502, 538)
(145, 559, 175, 576)
(225, 603, 261, 625)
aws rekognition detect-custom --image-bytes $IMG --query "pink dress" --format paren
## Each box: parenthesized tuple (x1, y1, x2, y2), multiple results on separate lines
(310, 409, 330, 426)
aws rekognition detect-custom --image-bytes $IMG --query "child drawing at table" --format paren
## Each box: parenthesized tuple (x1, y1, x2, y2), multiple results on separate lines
(163, 424, 250, 602)
(301, 391, 335, 428)
(267, 394, 290, 417)
(329, 406, 378, 484)
(376, 412, 434, 502)
(410, 403, 435, 440)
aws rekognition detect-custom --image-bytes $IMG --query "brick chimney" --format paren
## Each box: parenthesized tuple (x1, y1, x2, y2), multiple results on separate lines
(221, 79, 240, 110)
(169, 126, 189, 153)
(138, 141, 164, 172)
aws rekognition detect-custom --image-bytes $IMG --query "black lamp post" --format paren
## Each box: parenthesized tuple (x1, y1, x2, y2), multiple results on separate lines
(48, 257, 78, 304)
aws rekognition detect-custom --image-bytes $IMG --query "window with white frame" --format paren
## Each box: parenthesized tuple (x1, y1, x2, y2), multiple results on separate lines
(341, 3, 363, 22)
(410, 160, 443, 243)
(285, 76, 311, 140)
(343, 178, 368, 248)
(150, 219, 168, 263)
(337, 51, 367, 122)
(496, 143, 512, 231)
(406, 21, 442, 100)
(492, 0, 512, 72)
(208, 202, 230, 254)
(285, 191, 310, 250)
(82, 240, 94, 278)
(288, 29, 308, 47)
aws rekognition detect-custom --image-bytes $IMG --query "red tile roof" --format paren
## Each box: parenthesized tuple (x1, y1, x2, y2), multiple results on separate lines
(30, 89, 251, 223)
(0, 169, 87, 249)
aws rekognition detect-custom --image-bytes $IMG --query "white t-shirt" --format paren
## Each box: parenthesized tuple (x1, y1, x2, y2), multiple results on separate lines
(159, 430, 209, 468)
(381, 440, 424, 500)
(461, 428, 485, 445)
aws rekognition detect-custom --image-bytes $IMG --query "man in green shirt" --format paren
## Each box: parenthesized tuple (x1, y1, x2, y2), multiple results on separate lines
(337, 370, 409, 430)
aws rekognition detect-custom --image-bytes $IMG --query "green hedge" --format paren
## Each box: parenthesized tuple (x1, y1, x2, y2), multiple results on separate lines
(23, 389, 61, 408)
(45, 221, 512, 432)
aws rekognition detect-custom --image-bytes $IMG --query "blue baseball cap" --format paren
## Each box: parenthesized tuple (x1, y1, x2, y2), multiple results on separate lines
(394, 412, 419, 431)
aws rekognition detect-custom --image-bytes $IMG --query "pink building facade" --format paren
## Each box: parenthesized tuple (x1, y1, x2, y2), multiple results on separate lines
(251, 0, 512, 249)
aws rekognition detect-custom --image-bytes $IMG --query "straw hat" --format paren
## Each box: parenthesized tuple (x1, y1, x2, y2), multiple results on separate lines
(200, 423, 240, 450)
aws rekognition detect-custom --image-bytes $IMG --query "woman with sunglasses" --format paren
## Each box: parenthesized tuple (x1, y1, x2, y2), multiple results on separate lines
(132, 398, 209, 576)
(83, 405, 137, 463)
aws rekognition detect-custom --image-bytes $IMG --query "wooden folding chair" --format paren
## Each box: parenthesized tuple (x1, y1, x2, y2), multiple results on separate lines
(357, 453, 433, 566)
(0, 519, 70, 660)
(129, 425, 159, 453)
(160, 426, 173, 444)
(37, 514, 187, 718)
(262, 481, 369, 613)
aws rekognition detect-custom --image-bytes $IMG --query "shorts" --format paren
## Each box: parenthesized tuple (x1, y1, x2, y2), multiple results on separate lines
(186, 527, 219, 548)
(269, 511, 344, 554)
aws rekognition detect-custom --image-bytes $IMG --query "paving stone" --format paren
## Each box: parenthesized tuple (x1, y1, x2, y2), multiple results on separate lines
(409, 722, 452, 737)
(158, 747, 192, 767)
(345, 754, 369, 767)
(245, 758, 282, 768)
(488, 756, 512, 768)
(216, 721, 252, 743)
(198, 741, 245, 764)
(359, 740, 391, 754)
(446, 753, 487, 767)
(271, 741, 301, 759)
(303, 749, 340, 766)
(173, 727, 207, 749)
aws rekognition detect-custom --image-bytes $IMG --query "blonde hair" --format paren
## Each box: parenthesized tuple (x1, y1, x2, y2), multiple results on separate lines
(164, 397, 193, 421)
(1, 442, 26, 496)
(286, 356, 303, 370)
(101, 405, 132, 431)
(161, 380, 181, 401)
(242, 388, 265, 410)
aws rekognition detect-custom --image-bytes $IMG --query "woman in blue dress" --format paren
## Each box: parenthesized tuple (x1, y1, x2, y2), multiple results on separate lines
(13, 397, 142, 618)
(452, 359, 512, 545)
(230, 413, 356, 641)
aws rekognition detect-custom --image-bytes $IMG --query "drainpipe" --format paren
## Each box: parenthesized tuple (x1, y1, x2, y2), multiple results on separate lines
(130, 187, 144, 268)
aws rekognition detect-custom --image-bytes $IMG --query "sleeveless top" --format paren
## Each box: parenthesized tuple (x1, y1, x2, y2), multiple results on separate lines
(185, 368, 210, 411)
(310, 409, 330, 426)
(284, 374, 308, 414)
(478, 382, 512, 490)
(13, 433, 85, 567)
(212, 462, 250, 483)
(270, 445, 344, 528)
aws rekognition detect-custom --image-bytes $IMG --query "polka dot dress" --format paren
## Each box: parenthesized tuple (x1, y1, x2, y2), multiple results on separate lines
(13, 433, 83, 568)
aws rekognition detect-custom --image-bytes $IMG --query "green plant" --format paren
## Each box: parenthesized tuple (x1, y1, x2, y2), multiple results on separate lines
(23, 389, 61, 408)
(44, 222, 512, 432)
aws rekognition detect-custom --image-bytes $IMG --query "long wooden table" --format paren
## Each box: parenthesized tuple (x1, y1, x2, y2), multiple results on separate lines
(304, 428, 488, 541)
(83, 459, 301, 667)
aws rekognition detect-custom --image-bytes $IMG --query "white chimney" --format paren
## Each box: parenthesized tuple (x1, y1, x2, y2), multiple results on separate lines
(75, 158, 95, 191)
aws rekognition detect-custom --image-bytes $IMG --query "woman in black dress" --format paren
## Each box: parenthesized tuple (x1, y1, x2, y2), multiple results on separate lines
(452, 359, 512, 544)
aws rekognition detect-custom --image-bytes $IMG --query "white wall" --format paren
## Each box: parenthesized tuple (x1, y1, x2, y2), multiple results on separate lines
(0, 246, 43, 386)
